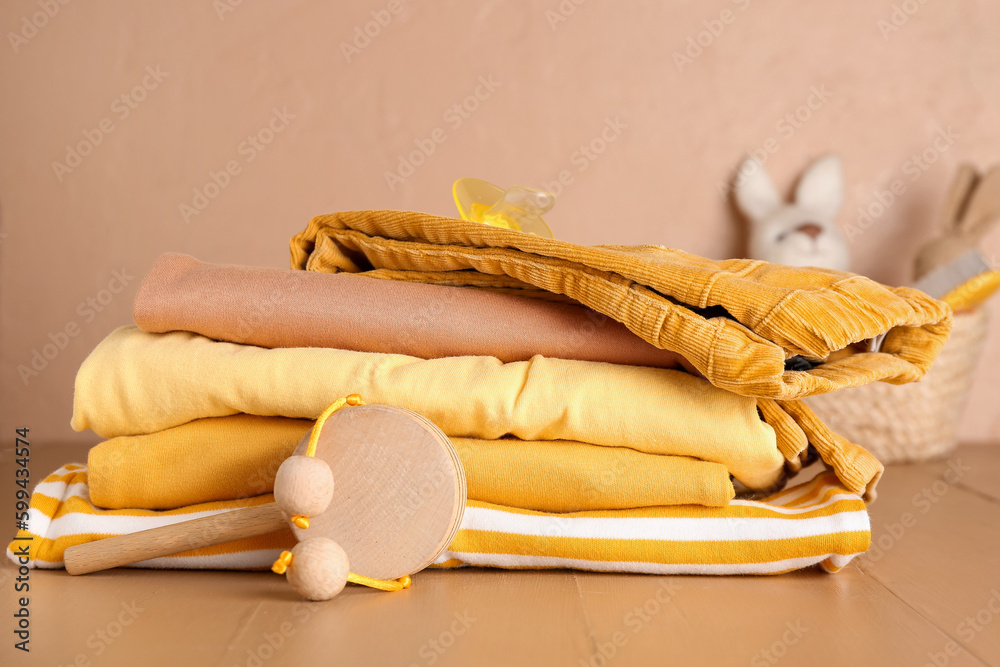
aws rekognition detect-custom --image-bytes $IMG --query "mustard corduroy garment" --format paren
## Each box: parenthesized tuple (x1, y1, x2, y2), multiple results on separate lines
(289, 210, 953, 400)
(72, 326, 785, 490)
(87, 415, 736, 512)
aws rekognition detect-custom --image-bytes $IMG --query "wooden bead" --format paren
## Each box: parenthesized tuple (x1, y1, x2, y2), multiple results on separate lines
(274, 455, 335, 518)
(286, 538, 350, 601)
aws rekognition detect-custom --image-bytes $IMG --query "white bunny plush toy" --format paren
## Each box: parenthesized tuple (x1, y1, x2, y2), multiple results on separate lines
(734, 155, 851, 271)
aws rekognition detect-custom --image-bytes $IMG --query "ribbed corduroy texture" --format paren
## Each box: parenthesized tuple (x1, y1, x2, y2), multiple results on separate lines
(806, 309, 989, 462)
(290, 210, 953, 400)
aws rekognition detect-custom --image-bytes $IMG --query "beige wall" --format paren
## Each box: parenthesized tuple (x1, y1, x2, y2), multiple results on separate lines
(2, 0, 998, 448)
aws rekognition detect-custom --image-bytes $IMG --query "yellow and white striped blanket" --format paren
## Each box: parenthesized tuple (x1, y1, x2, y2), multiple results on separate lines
(8, 465, 870, 575)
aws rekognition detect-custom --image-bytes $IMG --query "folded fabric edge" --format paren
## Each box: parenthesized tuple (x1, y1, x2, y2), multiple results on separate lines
(291, 211, 951, 400)
(8, 465, 870, 577)
(430, 551, 867, 576)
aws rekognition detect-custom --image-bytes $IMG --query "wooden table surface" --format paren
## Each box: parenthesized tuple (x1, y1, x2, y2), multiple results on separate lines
(2, 443, 999, 667)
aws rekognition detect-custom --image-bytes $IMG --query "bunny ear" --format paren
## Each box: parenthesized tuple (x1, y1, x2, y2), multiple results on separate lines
(940, 164, 979, 233)
(734, 157, 781, 223)
(956, 165, 1000, 239)
(795, 155, 843, 217)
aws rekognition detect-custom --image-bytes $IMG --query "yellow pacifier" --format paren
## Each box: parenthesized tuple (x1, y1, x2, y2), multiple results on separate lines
(453, 178, 556, 238)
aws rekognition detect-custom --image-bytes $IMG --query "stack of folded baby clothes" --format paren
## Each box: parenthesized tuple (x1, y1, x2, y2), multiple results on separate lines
(9, 211, 952, 575)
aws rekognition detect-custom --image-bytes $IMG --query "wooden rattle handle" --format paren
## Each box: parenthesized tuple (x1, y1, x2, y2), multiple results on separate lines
(64, 503, 287, 575)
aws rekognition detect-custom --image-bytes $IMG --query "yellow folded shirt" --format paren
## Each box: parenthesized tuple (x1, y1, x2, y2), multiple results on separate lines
(87, 415, 314, 509)
(73, 327, 785, 490)
(86, 414, 736, 512)
(451, 437, 735, 512)
(290, 210, 952, 400)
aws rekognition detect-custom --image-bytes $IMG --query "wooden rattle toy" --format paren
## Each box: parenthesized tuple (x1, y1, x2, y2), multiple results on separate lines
(64, 395, 466, 601)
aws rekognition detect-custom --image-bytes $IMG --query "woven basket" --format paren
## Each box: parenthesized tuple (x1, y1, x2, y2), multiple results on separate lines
(805, 309, 989, 464)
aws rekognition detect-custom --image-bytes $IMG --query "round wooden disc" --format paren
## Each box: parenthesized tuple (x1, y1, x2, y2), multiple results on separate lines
(290, 404, 466, 580)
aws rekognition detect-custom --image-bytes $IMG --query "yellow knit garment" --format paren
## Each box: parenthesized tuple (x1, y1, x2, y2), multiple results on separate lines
(86, 415, 736, 512)
(72, 327, 784, 490)
(87, 415, 314, 509)
(450, 437, 735, 512)
(289, 210, 953, 400)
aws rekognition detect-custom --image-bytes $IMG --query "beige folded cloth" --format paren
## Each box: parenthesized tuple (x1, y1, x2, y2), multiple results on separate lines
(133, 252, 691, 369)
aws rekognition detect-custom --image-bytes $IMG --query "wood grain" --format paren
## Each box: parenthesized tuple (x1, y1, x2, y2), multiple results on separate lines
(5, 443, 999, 667)
(63, 404, 466, 580)
(947, 444, 1000, 503)
(857, 451, 1000, 664)
(63, 503, 287, 575)
(291, 404, 466, 579)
